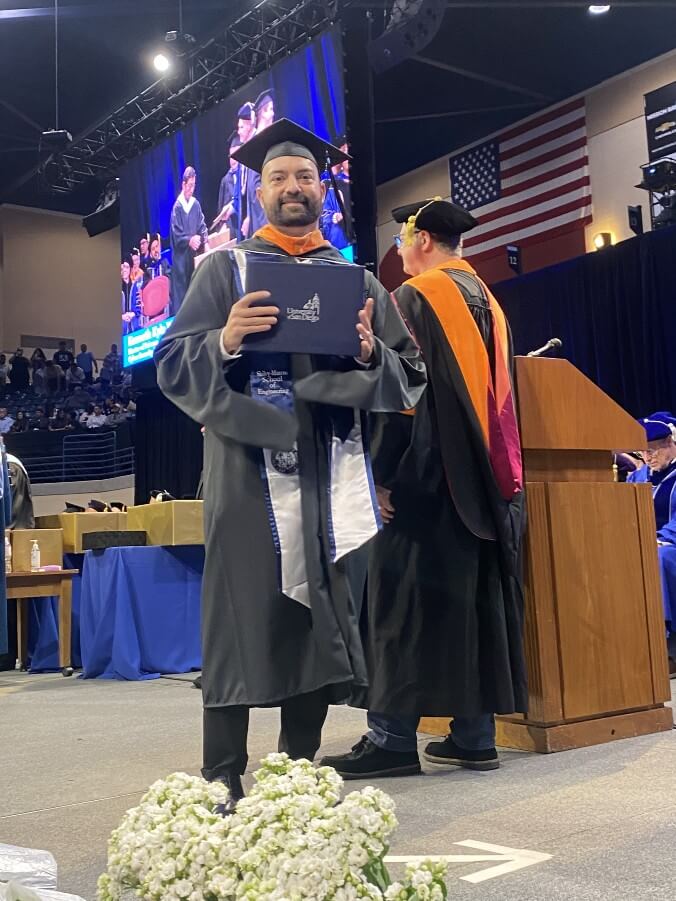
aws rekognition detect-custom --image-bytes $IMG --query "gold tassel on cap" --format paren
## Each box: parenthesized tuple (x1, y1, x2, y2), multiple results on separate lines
(402, 197, 443, 246)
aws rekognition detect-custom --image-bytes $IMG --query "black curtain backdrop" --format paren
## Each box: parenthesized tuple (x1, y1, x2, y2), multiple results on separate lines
(492, 225, 676, 418)
(135, 389, 203, 505)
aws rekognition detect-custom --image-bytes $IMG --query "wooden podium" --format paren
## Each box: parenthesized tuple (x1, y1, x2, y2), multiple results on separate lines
(421, 357, 672, 752)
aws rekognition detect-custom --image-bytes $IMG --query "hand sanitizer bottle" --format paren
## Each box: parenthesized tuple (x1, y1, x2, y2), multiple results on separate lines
(30, 539, 41, 572)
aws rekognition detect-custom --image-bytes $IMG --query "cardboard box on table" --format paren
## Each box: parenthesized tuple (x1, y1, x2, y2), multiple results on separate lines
(11, 528, 63, 572)
(34, 512, 127, 552)
(127, 501, 204, 546)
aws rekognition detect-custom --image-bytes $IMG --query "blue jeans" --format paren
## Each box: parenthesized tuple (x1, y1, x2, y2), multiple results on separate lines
(367, 712, 496, 753)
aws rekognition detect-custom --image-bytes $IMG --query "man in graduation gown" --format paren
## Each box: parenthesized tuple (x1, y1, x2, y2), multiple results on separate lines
(322, 199, 527, 779)
(214, 136, 241, 239)
(169, 166, 209, 315)
(628, 413, 676, 673)
(155, 119, 426, 810)
(242, 91, 276, 240)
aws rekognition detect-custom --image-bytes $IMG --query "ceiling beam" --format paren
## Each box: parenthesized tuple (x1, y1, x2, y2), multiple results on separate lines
(377, 101, 540, 123)
(413, 55, 551, 101)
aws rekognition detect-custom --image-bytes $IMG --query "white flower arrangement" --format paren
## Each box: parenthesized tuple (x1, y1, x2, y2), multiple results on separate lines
(98, 753, 448, 901)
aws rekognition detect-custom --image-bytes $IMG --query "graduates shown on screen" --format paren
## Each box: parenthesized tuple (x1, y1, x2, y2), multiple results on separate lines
(121, 257, 142, 335)
(321, 138, 352, 250)
(169, 166, 209, 315)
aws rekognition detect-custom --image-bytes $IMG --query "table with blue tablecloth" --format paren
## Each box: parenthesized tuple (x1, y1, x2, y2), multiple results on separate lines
(29, 545, 203, 679)
(79, 545, 203, 680)
(28, 553, 84, 672)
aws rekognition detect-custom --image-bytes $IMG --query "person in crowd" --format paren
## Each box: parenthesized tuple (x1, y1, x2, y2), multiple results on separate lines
(31, 362, 46, 395)
(10, 411, 28, 433)
(29, 407, 50, 431)
(53, 340, 74, 372)
(321, 138, 352, 251)
(30, 348, 47, 394)
(65, 385, 92, 414)
(0, 354, 9, 388)
(67, 411, 80, 430)
(79, 404, 94, 427)
(85, 405, 107, 429)
(121, 257, 142, 335)
(155, 119, 426, 813)
(9, 349, 30, 391)
(0, 408, 14, 434)
(322, 199, 526, 779)
(44, 360, 64, 396)
(101, 344, 122, 388)
(30, 348, 47, 368)
(49, 408, 72, 432)
(214, 136, 241, 237)
(139, 234, 150, 270)
(76, 344, 98, 384)
(66, 361, 86, 390)
(170, 166, 209, 315)
(234, 101, 256, 240)
(106, 403, 127, 426)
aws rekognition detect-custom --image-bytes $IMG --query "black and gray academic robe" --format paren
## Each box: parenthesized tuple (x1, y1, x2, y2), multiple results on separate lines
(155, 236, 426, 709)
(169, 195, 209, 315)
(365, 262, 528, 719)
(217, 169, 239, 238)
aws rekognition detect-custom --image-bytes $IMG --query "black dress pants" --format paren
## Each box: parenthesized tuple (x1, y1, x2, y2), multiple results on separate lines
(202, 688, 329, 781)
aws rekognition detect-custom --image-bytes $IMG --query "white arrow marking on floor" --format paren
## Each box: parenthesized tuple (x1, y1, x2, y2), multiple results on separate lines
(386, 839, 552, 884)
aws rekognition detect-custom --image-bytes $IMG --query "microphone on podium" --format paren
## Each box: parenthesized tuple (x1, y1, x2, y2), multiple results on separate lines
(526, 337, 563, 358)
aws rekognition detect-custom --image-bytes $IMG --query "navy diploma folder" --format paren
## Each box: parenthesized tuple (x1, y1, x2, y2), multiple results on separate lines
(242, 256, 366, 356)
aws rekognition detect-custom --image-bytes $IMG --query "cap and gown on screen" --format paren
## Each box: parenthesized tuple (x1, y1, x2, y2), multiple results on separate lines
(232, 119, 352, 242)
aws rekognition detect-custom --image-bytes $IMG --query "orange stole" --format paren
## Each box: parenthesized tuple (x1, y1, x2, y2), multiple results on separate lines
(254, 223, 330, 256)
(404, 259, 522, 498)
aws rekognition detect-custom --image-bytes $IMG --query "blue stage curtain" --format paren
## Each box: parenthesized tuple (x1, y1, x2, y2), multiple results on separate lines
(79, 545, 203, 680)
(28, 554, 84, 673)
(134, 389, 203, 505)
(492, 224, 676, 417)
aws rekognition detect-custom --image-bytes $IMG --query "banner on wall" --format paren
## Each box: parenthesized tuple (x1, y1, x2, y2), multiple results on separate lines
(645, 81, 676, 163)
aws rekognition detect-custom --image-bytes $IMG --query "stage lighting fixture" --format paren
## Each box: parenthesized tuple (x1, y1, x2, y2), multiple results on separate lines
(39, 128, 73, 151)
(627, 205, 643, 236)
(638, 158, 676, 193)
(588, 5, 611, 14)
(593, 232, 613, 250)
(153, 52, 171, 73)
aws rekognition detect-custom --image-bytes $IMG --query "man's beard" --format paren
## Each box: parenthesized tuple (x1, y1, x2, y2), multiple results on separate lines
(267, 192, 323, 228)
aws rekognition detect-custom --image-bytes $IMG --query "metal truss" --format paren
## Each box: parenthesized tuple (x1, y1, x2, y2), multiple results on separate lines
(30, 0, 350, 195)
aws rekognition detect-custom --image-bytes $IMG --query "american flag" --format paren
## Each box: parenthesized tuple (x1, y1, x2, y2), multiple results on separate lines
(449, 98, 592, 262)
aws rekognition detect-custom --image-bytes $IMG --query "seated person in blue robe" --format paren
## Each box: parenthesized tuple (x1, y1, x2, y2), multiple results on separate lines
(628, 412, 676, 674)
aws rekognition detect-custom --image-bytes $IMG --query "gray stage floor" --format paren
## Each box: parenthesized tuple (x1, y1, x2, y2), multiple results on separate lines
(1, 671, 674, 900)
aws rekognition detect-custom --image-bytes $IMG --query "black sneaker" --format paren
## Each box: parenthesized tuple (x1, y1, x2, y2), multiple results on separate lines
(423, 736, 499, 771)
(214, 772, 245, 816)
(320, 736, 421, 780)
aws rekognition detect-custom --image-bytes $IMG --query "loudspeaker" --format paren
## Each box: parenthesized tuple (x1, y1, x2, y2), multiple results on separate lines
(82, 196, 120, 237)
(368, 0, 445, 74)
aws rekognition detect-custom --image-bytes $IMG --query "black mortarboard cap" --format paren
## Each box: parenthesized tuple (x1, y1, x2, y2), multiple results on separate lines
(392, 199, 478, 235)
(237, 101, 255, 121)
(231, 118, 351, 174)
(255, 88, 274, 111)
(65, 502, 86, 513)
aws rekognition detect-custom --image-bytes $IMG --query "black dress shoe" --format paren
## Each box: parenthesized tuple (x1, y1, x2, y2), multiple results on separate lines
(423, 736, 499, 771)
(215, 772, 245, 816)
(193, 675, 202, 690)
(320, 736, 421, 780)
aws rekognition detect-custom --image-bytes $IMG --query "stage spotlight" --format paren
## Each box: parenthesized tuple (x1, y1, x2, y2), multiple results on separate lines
(153, 52, 171, 73)
(588, 5, 611, 14)
(593, 232, 613, 250)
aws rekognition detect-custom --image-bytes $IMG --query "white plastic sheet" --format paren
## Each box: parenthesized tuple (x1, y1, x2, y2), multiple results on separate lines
(2, 884, 86, 901)
(0, 846, 57, 891)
